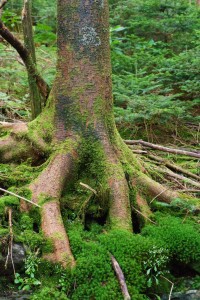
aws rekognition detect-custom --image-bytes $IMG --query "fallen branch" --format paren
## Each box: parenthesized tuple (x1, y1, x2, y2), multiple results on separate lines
(132, 150, 148, 154)
(110, 255, 131, 300)
(80, 182, 97, 195)
(132, 206, 156, 224)
(148, 154, 200, 181)
(157, 168, 200, 189)
(0, 187, 41, 208)
(125, 140, 200, 159)
(177, 189, 200, 193)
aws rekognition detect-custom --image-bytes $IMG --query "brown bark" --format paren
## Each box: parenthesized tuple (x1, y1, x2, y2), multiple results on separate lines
(27, 150, 78, 267)
(0, 0, 198, 272)
(54, 0, 132, 231)
(135, 172, 179, 204)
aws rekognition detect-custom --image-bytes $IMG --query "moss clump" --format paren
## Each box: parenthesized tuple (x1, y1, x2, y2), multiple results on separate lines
(142, 213, 200, 265)
(0, 195, 19, 215)
(30, 287, 69, 300)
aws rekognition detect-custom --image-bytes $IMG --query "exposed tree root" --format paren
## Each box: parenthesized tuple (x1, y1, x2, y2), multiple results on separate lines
(0, 123, 199, 269)
(41, 200, 75, 268)
(95, 126, 133, 231)
(135, 172, 179, 204)
(134, 193, 153, 222)
(26, 147, 79, 267)
(0, 135, 37, 162)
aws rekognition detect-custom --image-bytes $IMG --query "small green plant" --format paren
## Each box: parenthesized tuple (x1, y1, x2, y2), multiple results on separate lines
(143, 246, 169, 287)
(14, 252, 41, 291)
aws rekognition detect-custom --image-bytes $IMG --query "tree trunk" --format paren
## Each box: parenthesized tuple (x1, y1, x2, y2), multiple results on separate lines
(22, 0, 133, 266)
(0, 0, 198, 269)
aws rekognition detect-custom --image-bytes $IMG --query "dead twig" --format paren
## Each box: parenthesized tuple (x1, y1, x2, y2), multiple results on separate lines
(177, 189, 200, 193)
(157, 168, 200, 189)
(5, 208, 15, 275)
(150, 187, 170, 204)
(160, 275, 174, 300)
(110, 255, 131, 300)
(80, 182, 97, 195)
(132, 206, 156, 224)
(0, 187, 41, 208)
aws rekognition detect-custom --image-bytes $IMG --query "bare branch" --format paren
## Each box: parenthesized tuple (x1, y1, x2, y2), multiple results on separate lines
(125, 140, 200, 159)
(0, 187, 41, 208)
(111, 255, 131, 300)
(80, 182, 97, 195)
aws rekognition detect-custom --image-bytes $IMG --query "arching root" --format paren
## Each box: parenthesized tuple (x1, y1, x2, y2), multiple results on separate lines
(135, 193, 154, 223)
(22, 141, 79, 268)
(135, 172, 179, 204)
(0, 121, 48, 162)
(98, 129, 132, 231)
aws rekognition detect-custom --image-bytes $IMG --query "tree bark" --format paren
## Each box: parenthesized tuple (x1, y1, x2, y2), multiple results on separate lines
(22, 0, 42, 118)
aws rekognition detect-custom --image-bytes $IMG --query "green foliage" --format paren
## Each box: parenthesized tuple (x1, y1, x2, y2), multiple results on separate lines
(0, 195, 19, 215)
(30, 287, 69, 300)
(110, 0, 200, 132)
(143, 246, 169, 288)
(34, 24, 56, 46)
(17, 230, 44, 251)
(14, 252, 41, 291)
(142, 214, 200, 264)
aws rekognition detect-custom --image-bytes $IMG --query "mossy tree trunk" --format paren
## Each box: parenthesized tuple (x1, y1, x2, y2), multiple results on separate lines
(0, 0, 197, 268)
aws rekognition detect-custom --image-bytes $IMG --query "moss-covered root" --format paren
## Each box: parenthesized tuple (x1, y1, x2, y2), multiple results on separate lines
(0, 135, 37, 162)
(108, 164, 132, 232)
(135, 193, 153, 223)
(42, 200, 75, 267)
(100, 134, 132, 232)
(0, 121, 48, 162)
(24, 149, 78, 267)
(135, 172, 179, 203)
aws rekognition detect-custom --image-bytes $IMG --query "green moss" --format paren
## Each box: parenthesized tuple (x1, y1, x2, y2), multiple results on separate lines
(0, 195, 19, 215)
(19, 213, 34, 231)
(142, 213, 200, 265)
